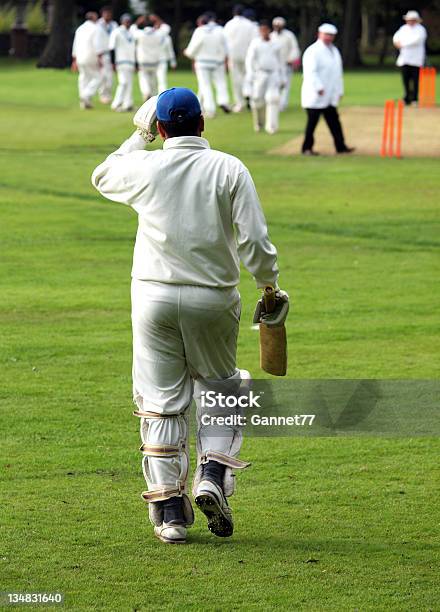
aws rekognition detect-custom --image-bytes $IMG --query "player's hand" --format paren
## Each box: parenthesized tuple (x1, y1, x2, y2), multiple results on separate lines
(133, 95, 159, 142)
(71, 59, 78, 72)
(253, 289, 290, 327)
(318, 89, 324, 96)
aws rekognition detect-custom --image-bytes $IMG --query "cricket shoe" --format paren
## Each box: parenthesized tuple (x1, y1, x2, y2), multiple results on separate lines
(154, 522, 187, 544)
(79, 98, 93, 110)
(220, 104, 232, 114)
(337, 147, 355, 154)
(194, 479, 233, 538)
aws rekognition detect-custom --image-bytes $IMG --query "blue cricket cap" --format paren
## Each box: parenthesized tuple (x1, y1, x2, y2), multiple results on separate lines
(156, 88, 202, 123)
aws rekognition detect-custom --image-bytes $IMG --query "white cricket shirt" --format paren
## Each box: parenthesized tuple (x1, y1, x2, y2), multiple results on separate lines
(246, 37, 283, 76)
(184, 23, 228, 65)
(91, 134, 279, 289)
(224, 16, 259, 62)
(132, 25, 165, 66)
(109, 25, 135, 65)
(72, 20, 99, 65)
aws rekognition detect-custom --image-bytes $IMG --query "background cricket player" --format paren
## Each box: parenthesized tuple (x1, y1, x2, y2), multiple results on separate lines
(91, 87, 287, 544)
(95, 5, 117, 104)
(131, 16, 165, 101)
(71, 12, 102, 110)
(109, 14, 135, 112)
(270, 17, 300, 111)
(224, 4, 259, 113)
(246, 20, 284, 134)
(184, 14, 230, 119)
(149, 14, 177, 93)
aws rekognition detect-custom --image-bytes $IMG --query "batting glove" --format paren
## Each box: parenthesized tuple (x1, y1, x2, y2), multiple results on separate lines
(133, 95, 159, 143)
(253, 289, 290, 328)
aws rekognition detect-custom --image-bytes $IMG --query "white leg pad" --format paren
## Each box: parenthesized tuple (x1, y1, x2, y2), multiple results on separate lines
(134, 410, 194, 527)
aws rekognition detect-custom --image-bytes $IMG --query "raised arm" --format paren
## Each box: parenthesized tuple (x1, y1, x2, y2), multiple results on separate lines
(91, 132, 147, 206)
(183, 28, 203, 59)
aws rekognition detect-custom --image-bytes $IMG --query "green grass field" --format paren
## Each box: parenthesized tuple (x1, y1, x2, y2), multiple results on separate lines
(1, 63, 439, 610)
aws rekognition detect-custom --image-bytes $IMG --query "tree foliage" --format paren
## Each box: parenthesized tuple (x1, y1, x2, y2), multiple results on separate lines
(36, 0, 440, 68)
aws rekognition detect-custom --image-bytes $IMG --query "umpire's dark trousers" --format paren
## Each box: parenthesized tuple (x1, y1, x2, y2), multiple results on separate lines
(302, 105, 347, 153)
(401, 64, 420, 105)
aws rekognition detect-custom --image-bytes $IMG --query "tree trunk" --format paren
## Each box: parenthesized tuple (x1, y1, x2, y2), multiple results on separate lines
(378, 1, 391, 66)
(341, 0, 362, 67)
(361, 9, 376, 52)
(111, 0, 129, 21)
(172, 0, 182, 55)
(299, 5, 320, 51)
(37, 0, 74, 68)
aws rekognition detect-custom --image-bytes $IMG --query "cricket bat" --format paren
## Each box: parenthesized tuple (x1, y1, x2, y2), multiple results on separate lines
(259, 286, 288, 376)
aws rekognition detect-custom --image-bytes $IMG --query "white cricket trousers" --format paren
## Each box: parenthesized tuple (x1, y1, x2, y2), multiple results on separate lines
(77, 62, 101, 103)
(156, 60, 169, 93)
(251, 69, 281, 134)
(99, 53, 113, 100)
(138, 65, 158, 100)
(111, 64, 134, 110)
(131, 280, 247, 506)
(228, 58, 246, 108)
(280, 64, 293, 111)
(195, 61, 230, 117)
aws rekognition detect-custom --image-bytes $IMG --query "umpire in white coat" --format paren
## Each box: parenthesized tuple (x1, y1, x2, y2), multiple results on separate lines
(393, 11, 427, 105)
(301, 23, 353, 155)
(91, 88, 283, 545)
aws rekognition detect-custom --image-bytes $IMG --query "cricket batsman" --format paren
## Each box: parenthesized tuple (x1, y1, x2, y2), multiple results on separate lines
(91, 88, 287, 544)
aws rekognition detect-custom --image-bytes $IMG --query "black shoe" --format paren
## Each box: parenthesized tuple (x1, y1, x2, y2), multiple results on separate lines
(220, 104, 231, 114)
(337, 147, 355, 154)
(302, 149, 320, 156)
